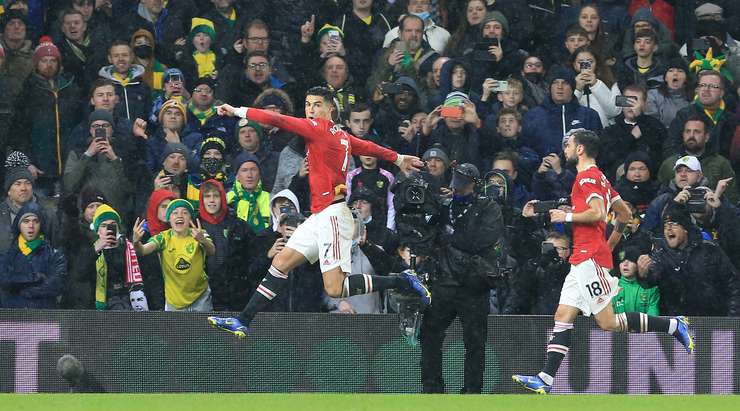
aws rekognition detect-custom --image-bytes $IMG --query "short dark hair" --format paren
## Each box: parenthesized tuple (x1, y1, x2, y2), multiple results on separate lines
(492, 150, 519, 170)
(349, 102, 372, 115)
(684, 114, 710, 133)
(108, 40, 131, 53)
(61, 8, 85, 22)
(634, 28, 657, 44)
(565, 25, 589, 40)
(572, 129, 600, 158)
(306, 86, 335, 104)
(623, 84, 647, 101)
(497, 107, 522, 124)
(88, 78, 116, 99)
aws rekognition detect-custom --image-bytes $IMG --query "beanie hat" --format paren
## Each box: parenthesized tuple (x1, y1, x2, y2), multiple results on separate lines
(161, 142, 190, 164)
(423, 146, 451, 167)
(444, 91, 469, 107)
(547, 65, 577, 90)
(481, 11, 509, 35)
(4, 151, 33, 192)
(665, 57, 690, 75)
(631, 7, 659, 28)
(350, 186, 377, 204)
(88, 109, 114, 128)
(192, 75, 217, 92)
(78, 186, 107, 212)
(92, 204, 121, 232)
(32, 36, 62, 67)
(235, 118, 264, 141)
(190, 17, 216, 42)
(200, 135, 226, 157)
(2, 10, 27, 30)
(158, 99, 187, 123)
(165, 198, 194, 221)
(623, 150, 653, 177)
(255, 93, 289, 111)
(231, 151, 260, 172)
(621, 245, 643, 263)
(662, 203, 693, 230)
(317, 24, 344, 43)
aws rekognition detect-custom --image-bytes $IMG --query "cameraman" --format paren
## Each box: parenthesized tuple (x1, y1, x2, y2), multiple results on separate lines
(507, 232, 571, 315)
(420, 163, 504, 393)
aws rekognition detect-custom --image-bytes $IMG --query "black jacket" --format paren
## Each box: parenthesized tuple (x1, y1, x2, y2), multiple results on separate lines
(642, 226, 740, 316)
(600, 114, 667, 181)
(507, 256, 569, 315)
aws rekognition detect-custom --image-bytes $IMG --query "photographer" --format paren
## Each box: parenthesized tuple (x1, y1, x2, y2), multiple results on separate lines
(420, 163, 504, 394)
(507, 232, 571, 315)
(637, 203, 740, 316)
(89, 204, 147, 311)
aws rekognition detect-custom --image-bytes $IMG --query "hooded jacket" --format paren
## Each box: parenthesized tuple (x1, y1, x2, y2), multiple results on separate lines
(98, 64, 152, 121)
(0, 203, 66, 308)
(521, 96, 602, 157)
(268, 189, 301, 232)
(146, 189, 177, 236)
(620, 8, 679, 60)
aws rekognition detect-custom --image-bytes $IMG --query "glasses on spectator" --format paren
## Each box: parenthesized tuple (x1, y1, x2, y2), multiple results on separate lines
(697, 83, 721, 90)
(525, 62, 543, 69)
(247, 37, 269, 44)
(663, 221, 682, 228)
(248, 62, 269, 70)
(193, 87, 213, 94)
(90, 123, 112, 129)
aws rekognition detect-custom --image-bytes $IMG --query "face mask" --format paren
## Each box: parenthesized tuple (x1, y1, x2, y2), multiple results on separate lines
(200, 157, 224, 176)
(134, 44, 153, 59)
(411, 11, 431, 21)
(524, 72, 544, 83)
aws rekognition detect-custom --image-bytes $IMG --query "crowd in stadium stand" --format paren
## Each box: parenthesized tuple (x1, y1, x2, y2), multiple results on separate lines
(0, 0, 739, 316)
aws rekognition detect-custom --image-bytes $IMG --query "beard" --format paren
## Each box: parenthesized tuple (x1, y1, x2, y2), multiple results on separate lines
(565, 154, 577, 167)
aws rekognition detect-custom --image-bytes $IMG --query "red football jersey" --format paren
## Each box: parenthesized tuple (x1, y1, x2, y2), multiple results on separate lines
(569, 165, 621, 268)
(246, 109, 399, 213)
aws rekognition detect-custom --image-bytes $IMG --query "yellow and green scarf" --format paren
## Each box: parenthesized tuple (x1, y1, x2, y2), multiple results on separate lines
(228, 181, 270, 233)
(187, 101, 217, 125)
(18, 235, 44, 257)
(95, 239, 143, 310)
(695, 98, 726, 126)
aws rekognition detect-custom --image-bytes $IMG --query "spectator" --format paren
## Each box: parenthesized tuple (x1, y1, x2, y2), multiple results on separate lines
(600, 84, 667, 180)
(186, 76, 235, 137)
(148, 68, 188, 126)
(642, 155, 710, 233)
(646, 57, 693, 128)
(145, 99, 202, 172)
(521, 65, 602, 158)
(151, 142, 194, 201)
(132, 199, 215, 312)
(479, 77, 527, 125)
(464, 11, 527, 95)
(374, 76, 423, 144)
(0, 202, 66, 309)
(320, 55, 363, 121)
(638, 203, 739, 316)
(487, 108, 540, 181)
(56, 8, 107, 90)
(336, 0, 391, 83)
(227, 152, 271, 234)
(231, 120, 279, 192)
(620, 7, 679, 61)
(175, 18, 222, 84)
(421, 145, 451, 195)
(11, 36, 82, 196)
(680, 12, 740, 83)
(200, 0, 248, 59)
(0, 152, 58, 255)
(217, 51, 289, 107)
(531, 151, 575, 202)
(253, 88, 296, 153)
(383, 0, 450, 53)
(63, 109, 134, 219)
(612, 246, 660, 316)
(665, 70, 736, 161)
(613, 151, 660, 216)
(685, 181, 740, 270)
(556, 25, 591, 67)
(368, 14, 437, 104)
(658, 115, 738, 203)
(427, 92, 483, 169)
(0, 10, 33, 100)
(198, 179, 232, 310)
(0, 42, 16, 167)
(520, 54, 547, 107)
(117, 0, 186, 61)
(346, 153, 396, 230)
(574, 3, 619, 63)
(98, 41, 152, 121)
(444, 0, 488, 58)
(571, 45, 621, 127)
(224, 18, 293, 89)
(89, 204, 147, 311)
(130, 28, 167, 100)
(617, 29, 667, 90)
(507, 231, 571, 315)
(491, 151, 532, 210)
(59, 186, 105, 309)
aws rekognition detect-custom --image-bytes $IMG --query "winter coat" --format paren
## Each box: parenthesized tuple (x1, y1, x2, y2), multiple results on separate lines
(506, 257, 569, 315)
(642, 226, 740, 316)
(600, 114, 667, 181)
(216, 64, 288, 107)
(646, 87, 691, 128)
(63, 150, 134, 218)
(272, 141, 306, 196)
(521, 96, 602, 157)
(642, 176, 709, 233)
(620, 8, 679, 60)
(0, 203, 66, 309)
(57, 35, 108, 90)
(699, 202, 740, 271)
(98, 65, 152, 121)
(145, 125, 203, 173)
(658, 149, 738, 204)
(58, 219, 97, 309)
(0, 39, 33, 100)
(574, 79, 622, 127)
(614, 177, 660, 215)
(616, 57, 667, 90)
(11, 73, 83, 179)
(114, 8, 186, 65)
(531, 168, 576, 201)
(462, 38, 527, 96)
(0, 197, 59, 257)
(428, 122, 482, 170)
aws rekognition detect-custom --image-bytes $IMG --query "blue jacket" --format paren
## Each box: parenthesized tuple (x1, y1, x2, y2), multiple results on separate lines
(0, 203, 66, 309)
(521, 96, 602, 158)
(145, 126, 203, 172)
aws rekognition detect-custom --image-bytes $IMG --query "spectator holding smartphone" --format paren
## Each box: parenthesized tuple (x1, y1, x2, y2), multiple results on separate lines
(571, 45, 621, 127)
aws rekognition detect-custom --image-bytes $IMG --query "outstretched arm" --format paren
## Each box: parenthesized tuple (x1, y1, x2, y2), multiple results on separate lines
(348, 135, 424, 174)
(217, 104, 317, 142)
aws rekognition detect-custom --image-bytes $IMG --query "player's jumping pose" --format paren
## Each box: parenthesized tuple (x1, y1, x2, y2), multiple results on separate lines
(512, 130, 694, 394)
(207, 87, 431, 337)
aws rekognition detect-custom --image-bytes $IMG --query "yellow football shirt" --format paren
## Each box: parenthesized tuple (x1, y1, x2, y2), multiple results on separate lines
(149, 229, 209, 308)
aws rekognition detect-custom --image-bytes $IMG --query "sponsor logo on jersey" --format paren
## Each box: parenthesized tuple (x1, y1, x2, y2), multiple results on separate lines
(176, 258, 191, 271)
(579, 177, 596, 186)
